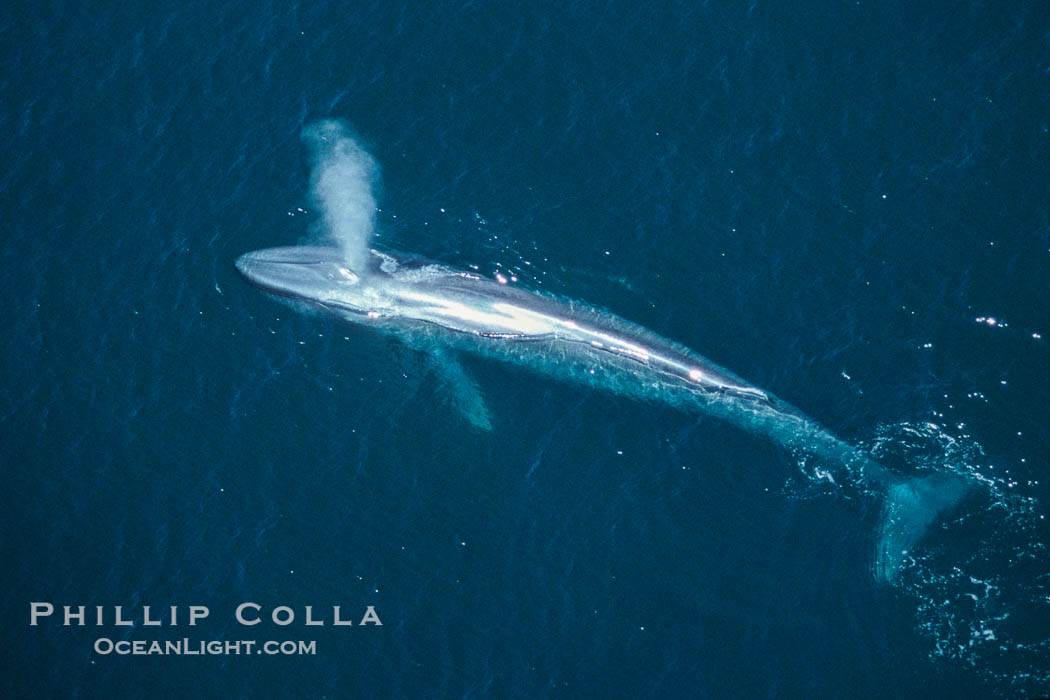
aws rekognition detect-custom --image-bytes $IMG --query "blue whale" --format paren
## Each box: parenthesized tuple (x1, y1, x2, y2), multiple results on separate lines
(235, 244, 969, 581)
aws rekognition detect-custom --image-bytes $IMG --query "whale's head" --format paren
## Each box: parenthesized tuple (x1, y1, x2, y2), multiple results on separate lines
(235, 246, 381, 315)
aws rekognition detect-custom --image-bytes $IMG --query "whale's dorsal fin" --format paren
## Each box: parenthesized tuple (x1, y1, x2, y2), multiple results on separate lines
(429, 348, 493, 431)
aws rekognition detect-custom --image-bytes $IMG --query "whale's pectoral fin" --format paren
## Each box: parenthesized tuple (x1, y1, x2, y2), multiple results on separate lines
(429, 349, 493, 431)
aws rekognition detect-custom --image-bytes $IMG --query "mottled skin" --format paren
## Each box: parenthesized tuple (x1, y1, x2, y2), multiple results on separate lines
(236, 245, 970, 581)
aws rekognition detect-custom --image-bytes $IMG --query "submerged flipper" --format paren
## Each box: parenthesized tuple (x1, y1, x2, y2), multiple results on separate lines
(875, 472, 971, 582)
(429, 349, 493, 431)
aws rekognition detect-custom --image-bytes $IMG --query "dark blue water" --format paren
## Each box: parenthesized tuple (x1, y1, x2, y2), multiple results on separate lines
(4, 1, 1048, 697)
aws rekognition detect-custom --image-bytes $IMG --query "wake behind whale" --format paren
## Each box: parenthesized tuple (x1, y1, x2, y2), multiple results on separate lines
(237, 119, 971, 582)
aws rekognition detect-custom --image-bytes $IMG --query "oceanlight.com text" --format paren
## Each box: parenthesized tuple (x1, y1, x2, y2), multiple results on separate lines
(93, 638, 317, 656)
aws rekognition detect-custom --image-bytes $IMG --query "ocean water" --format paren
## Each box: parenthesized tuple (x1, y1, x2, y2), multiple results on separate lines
(3, 1, 1049, 697)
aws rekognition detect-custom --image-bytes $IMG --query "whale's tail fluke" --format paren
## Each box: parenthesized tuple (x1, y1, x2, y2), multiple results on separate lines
(874, 471, 971, 582)
(751, 414, 972, 583)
